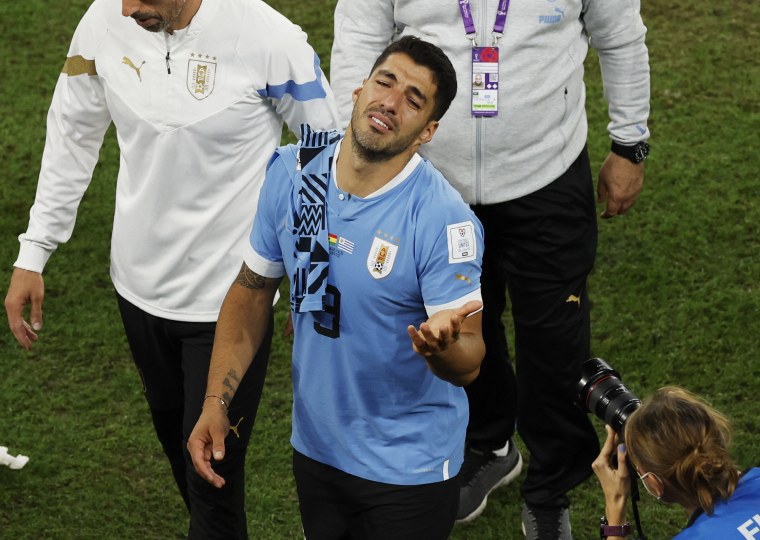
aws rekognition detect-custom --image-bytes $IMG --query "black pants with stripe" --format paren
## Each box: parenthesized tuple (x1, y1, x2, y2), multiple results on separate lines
(465, 147, 600, 507)
(117, 293, 272, 539)
(293, 450, 459, 540)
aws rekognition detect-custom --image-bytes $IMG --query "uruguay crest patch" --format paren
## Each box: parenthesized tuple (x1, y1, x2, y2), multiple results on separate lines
(367, 236, 398, 279)
(187, 55, 217, 100)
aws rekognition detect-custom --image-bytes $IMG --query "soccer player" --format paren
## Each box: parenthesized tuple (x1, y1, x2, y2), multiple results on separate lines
(188, 37, 486, 539)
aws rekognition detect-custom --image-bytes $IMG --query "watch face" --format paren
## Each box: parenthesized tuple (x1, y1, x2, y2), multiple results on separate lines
(612, 141, 650, 163)
(633, 142, 650, 162)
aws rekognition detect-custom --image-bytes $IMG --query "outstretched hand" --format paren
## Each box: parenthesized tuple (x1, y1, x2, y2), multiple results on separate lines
(406, 300, 482, 357)
(187, 403, 230, 489)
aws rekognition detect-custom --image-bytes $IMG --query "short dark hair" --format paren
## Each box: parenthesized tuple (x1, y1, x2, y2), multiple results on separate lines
(368, 36, 457, 121)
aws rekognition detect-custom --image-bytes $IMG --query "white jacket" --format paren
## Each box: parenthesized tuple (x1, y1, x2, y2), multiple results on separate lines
(16, 0, 338, 321)
(331, 0, 650, 205)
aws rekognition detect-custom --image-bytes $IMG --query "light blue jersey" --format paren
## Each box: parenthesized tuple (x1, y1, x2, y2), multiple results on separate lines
(246, 134, 483, 485)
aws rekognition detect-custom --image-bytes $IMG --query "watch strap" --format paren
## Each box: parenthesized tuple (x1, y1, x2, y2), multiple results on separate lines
(600, 521, 632, 538)
(611, 140, 650, 164)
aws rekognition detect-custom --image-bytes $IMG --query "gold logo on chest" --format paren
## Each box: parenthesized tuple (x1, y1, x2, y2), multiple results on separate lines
(187, 53, 217, 100)
(122, 56, 145, 81)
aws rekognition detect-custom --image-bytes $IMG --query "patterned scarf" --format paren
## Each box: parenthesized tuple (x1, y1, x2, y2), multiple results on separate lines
(291, 125, 341, 313)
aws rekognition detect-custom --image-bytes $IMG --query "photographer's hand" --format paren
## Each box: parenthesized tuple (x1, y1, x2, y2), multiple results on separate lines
(592, 425, 630, 527)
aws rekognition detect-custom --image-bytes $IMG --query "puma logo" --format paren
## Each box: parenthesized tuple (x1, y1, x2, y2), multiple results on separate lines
(229, 416, 245, 438)
(122, 56, 145, 81)
(566, 294, 581, 306)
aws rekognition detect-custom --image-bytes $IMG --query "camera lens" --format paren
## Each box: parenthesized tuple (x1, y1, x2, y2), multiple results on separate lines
(577, 358, 641, 435)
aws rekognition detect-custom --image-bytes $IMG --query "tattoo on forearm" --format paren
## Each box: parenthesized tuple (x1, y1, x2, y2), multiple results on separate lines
(221, 369, 241, 404)
(235, 263, 265, 289)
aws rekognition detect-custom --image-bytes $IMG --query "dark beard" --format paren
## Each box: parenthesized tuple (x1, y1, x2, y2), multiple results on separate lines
(131, 0, 184, 33)
(350, 131, 408, 163)
(349, 106, 420, 163)
(132, 14, 169, 33)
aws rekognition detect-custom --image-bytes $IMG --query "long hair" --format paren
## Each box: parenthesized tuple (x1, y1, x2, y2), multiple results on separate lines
(625, 387, 740, 515)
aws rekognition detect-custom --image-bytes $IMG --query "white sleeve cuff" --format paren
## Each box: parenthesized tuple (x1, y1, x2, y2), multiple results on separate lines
(425, 288, 483, 318)
(14, 242, 54, 274)
(243, 248, 285, 279)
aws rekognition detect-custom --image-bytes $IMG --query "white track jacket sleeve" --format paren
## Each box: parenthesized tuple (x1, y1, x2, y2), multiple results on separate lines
(15, 10, 112, 273)
(256, 26, 339, 137)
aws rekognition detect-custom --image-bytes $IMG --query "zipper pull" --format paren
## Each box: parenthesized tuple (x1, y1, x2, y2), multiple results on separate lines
(165, 51, 171, 74)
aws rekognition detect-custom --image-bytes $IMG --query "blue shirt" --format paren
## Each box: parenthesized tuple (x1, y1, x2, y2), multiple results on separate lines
(674, 468, 760, 539)
(246, 136, 484, 485)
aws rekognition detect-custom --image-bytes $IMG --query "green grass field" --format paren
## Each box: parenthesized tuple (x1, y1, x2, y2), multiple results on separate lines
(1, 0, 758, 538)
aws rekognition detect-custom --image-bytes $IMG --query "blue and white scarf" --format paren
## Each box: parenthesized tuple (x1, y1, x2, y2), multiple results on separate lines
(291, 125, 341, 313)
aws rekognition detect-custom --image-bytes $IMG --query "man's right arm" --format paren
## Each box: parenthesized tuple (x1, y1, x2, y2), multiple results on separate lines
(187, 263, 282, 488)
(191, 133, 290, 487)
(331, 0, 398, 127)
(7, 11, 111, 349)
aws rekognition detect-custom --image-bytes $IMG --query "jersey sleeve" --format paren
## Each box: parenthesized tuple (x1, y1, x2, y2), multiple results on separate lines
(415, 184, 484, 317)
(244, 151, 291, 279)
(331, 0, 397, 128)
(15, 5, 112, 273)
(252, 10, 339, 137)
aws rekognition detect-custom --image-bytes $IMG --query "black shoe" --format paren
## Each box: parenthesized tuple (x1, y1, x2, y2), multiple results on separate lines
(521, 503, 572, 540)
(455, 440, 523, 522)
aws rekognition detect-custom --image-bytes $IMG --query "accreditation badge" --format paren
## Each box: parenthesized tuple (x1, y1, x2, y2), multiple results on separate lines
(471, 47, 499, 117)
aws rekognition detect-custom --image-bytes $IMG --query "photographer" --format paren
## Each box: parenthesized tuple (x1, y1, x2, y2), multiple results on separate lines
(592, 387, 760, 539)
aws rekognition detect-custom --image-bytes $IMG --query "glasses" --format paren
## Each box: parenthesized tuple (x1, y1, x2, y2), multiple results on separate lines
(636, 470, 662, 499)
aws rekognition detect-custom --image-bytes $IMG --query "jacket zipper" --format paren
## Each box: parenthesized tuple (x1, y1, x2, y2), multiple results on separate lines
(164, 33, 172, 74)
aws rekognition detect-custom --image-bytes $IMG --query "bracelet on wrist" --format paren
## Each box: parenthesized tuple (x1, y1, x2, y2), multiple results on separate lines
(203, 395, 228, 411)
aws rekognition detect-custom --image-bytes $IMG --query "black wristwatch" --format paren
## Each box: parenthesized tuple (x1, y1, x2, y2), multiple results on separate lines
(611, 140, 650, 164)
(600, 516, 632, 538)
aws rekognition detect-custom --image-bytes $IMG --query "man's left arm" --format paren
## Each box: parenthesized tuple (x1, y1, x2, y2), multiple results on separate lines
(407, 301, 485, 387)
(410, 200, 486, 386)
(584, 0, 651, 218)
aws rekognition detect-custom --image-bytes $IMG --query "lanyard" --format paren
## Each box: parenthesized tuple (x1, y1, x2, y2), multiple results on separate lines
(457, 0, 510, 45)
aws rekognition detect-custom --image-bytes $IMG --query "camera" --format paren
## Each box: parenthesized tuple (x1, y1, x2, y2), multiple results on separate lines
(576, 357, 641, 436)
